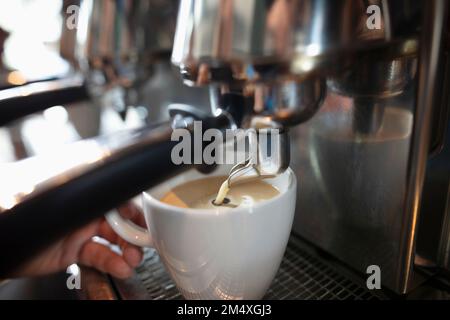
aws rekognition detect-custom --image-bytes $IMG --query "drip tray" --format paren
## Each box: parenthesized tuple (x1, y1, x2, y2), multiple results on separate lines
(110, 235, 384, 300)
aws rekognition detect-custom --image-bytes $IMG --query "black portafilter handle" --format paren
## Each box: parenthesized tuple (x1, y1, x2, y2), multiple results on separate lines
(0, 75, 89, 127)
(0, 106, 232, 277)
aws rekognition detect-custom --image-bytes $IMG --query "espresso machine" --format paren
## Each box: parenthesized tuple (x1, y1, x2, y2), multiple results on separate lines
(0, 0, 449, 298)
(168, 0, 450, 295)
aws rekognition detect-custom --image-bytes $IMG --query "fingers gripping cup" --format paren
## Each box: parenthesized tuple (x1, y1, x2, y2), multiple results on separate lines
(106, 165, 297, 300)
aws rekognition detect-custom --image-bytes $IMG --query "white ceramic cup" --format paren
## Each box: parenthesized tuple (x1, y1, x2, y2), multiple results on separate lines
(106, 165, 297, 300)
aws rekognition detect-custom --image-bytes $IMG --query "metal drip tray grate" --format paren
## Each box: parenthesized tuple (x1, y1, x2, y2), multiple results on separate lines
(263, 239, 379, 300)
(112, 235, 381, 300)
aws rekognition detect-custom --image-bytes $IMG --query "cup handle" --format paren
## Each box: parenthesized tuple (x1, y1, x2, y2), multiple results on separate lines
(105, 198, 154, 247)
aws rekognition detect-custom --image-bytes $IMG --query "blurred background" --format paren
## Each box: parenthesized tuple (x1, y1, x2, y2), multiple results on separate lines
(0, 0, 210, 164)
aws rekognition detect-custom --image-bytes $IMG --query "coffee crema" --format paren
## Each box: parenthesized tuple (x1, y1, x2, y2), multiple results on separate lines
(160, 175, 280, 210)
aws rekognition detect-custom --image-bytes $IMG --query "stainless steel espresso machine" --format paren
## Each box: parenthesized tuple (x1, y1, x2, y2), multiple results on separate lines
(0, 0, 449, 298)
(169, 0, 450, 295)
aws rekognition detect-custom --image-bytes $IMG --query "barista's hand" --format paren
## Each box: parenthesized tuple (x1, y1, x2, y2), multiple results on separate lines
(13, 204, 145, 279)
